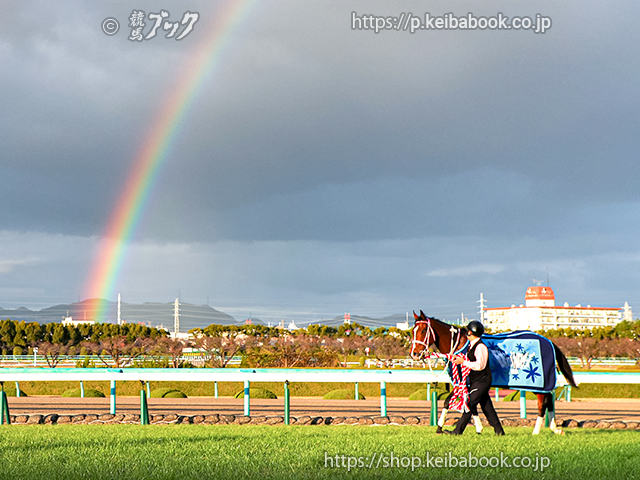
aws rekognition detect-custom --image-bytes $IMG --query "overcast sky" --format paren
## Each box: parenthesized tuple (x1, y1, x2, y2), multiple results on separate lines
(1, 0, 639, 324)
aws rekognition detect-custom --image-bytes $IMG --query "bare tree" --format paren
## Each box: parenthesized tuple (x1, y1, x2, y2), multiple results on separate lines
(552, 336, 599, 370)
(83, 336, 151, 368)
(597, 338, 628, 359)
(242, 334, 335, 368)
(331, 336, 369, 367)
(153, 337, 189, 368)
(35, 341, 68, 368)
(623, 338, 640, 367)
(270, 335, 321, 368)
(371, 336, 407, 366)
(261, 336, 292, 368)
(304, 335, 338, 367)
(196, 334, 254, 368)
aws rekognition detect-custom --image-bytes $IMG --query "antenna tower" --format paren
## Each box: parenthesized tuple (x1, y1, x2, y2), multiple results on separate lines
(174, 298, 180, 335)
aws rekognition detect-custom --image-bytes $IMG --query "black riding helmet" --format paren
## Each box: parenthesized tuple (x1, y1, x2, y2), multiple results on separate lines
(466, 320, 485, 337)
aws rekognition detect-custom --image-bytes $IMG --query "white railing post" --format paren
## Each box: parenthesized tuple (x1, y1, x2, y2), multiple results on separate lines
(110, 380, 116, 414)
(244, 380, 250, 416)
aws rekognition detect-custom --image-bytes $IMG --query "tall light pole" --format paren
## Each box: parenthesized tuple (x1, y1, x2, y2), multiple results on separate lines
(478, 293, 486, 323)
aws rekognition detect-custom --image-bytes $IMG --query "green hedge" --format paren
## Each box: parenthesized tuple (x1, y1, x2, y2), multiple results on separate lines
(569, 383, 640, 398)
(61, 388, 105, 398)
(323, 389, 365, 400)
(408, 388, 449, 401)
(503, 390, 539, 401)
(2, 386, 27, 397)
(163, 390, 187, 398)
(150, 388, 187, 398)
(234, 388, 277, 399)
(150, 388, 176, 398)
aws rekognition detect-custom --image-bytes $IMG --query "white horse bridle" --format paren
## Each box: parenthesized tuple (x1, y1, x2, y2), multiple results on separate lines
(410, 318, 436, 360)
(411, 317, 465, 360)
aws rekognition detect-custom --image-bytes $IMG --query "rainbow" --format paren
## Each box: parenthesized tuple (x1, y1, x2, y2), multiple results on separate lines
(82, 1, 255, 322)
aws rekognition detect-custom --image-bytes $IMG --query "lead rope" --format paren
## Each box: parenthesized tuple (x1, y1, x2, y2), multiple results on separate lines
(413, 318, 454, 382)
(425, 319, 436, 375)
(414, 320, 471, 413)
(424, 318, 450, 382)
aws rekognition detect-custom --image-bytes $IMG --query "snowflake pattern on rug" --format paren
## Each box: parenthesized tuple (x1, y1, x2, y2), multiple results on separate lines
(483, 331, 557, 392)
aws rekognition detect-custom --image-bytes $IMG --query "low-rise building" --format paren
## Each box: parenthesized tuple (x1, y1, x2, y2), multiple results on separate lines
(484, 286, 630, 332)
(61, 316, 95, 326)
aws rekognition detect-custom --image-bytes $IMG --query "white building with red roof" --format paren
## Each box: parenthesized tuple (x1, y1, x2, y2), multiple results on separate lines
(483, 286, 630, 332)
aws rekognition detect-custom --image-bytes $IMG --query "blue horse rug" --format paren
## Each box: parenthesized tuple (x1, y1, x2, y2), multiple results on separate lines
(446, 331, 558, 393)
(483, 331, 557, 392)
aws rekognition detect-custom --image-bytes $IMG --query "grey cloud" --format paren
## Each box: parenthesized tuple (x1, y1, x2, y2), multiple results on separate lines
(1, 1, 639, 321)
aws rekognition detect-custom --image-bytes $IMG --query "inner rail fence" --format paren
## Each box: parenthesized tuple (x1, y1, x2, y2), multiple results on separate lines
(1, 368, 639, 426)
(1, 355, 637, 368)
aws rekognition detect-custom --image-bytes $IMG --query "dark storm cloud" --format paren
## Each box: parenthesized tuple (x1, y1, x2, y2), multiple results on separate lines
(141, 1, 640, 242)
(2, 1, 639, 242)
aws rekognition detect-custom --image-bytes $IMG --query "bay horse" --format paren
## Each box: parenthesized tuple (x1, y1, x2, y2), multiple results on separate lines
(410, 311, 577, 435)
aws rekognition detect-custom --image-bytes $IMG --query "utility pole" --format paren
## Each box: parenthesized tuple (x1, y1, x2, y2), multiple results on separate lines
(174, 298, 180, 335)
(117, 293, 121, 326)
(478, 293, 486, 323)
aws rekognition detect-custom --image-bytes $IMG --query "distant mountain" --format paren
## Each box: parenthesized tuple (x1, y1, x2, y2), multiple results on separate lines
(0, 300, 237, 332)
(0, 302, 412, 330)
(303, 313, 411, 329)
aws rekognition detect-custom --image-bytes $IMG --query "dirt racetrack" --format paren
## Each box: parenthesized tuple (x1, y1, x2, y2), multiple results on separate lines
(6, 396, 640, 423)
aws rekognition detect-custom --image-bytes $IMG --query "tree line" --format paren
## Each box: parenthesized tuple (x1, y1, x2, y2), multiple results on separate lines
(192, 322, 411, 340)
(193, 330, 407, 369)
(0, 319, 166, 355)
(539, 320, 640, 369)
(3, 318, 640, 370)
(0, 320, 411, 369)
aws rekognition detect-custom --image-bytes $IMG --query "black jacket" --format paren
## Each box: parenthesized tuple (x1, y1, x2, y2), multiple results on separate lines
(467, 339, 492, 385)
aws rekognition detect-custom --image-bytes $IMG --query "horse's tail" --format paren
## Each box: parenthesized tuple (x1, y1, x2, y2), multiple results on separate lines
(552, 342, 577, 387)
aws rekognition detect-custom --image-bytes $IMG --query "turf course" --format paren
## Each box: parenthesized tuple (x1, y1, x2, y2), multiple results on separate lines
(0, 425, 637, 480)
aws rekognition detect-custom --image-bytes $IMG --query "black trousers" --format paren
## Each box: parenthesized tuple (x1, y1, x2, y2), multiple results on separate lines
(444, 392, 478, 416)
(452, 381, 504, 434)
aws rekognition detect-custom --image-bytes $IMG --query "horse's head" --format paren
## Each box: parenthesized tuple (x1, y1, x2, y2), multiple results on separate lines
(410, 310, 437, 361)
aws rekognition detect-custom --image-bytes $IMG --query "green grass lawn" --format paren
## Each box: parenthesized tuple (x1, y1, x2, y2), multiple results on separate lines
(0, 425, 637, 480)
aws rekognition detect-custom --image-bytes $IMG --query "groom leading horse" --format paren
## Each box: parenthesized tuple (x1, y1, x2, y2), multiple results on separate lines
(410, 311, 577, 435)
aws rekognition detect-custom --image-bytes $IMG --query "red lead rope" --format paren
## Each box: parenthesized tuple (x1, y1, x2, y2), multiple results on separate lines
(426, 351, 471, 413)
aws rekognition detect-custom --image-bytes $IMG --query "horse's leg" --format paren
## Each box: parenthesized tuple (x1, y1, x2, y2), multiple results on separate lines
(436, 408, 448, 434)
(472, 412, 483, 433)
(545, 393, 564, 435)
(532, 393, 564, 435)
(436, 392, 452, 433)
(532, 394, 545, 435)
(469, 403, 483, 433)
(437, 409, 482, 433)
